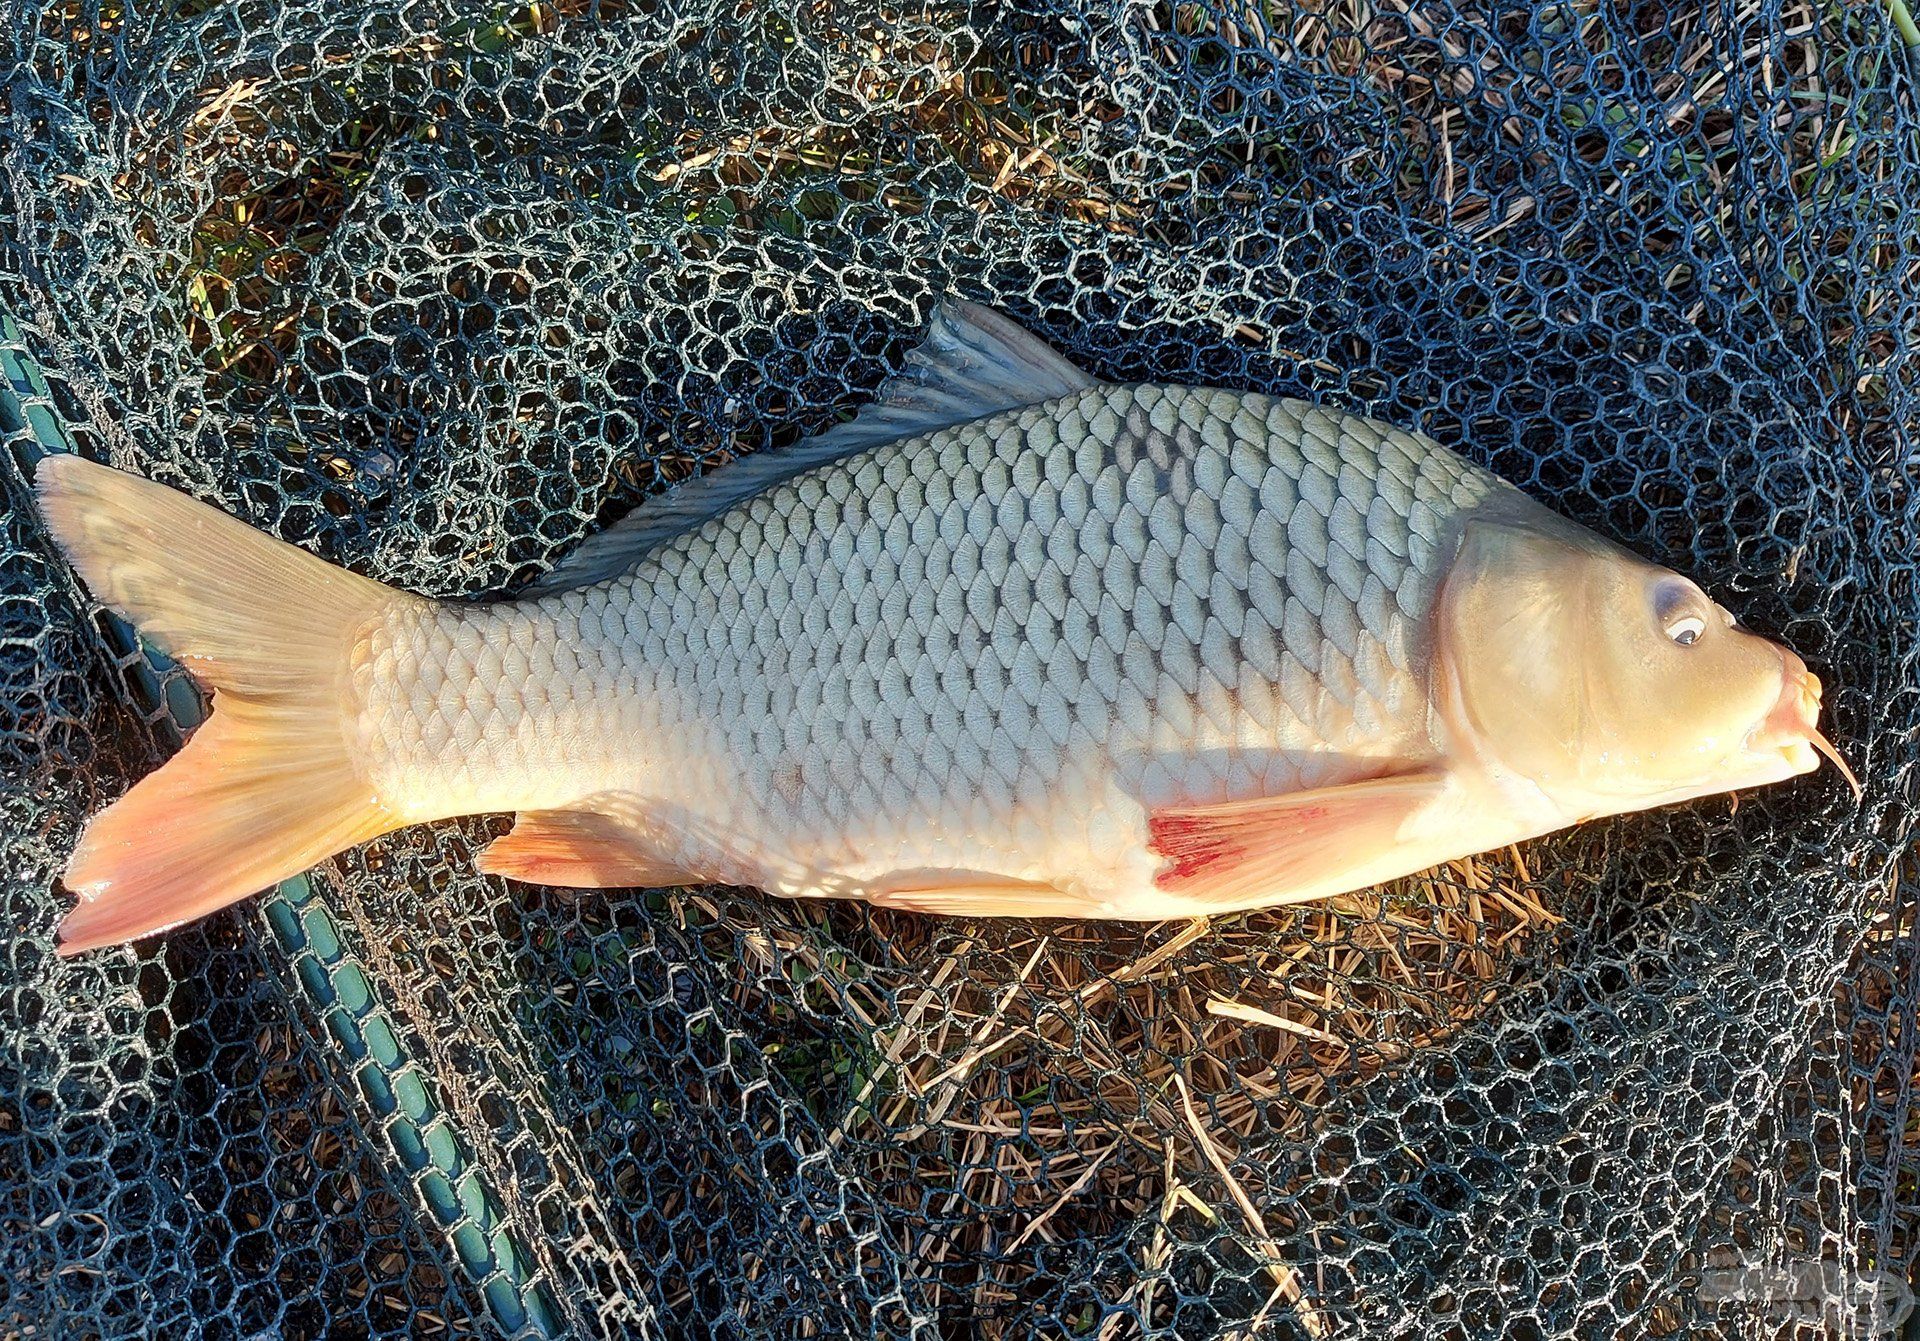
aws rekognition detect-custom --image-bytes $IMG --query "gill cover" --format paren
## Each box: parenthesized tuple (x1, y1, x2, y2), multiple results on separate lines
(1438, 518, 1596, 800)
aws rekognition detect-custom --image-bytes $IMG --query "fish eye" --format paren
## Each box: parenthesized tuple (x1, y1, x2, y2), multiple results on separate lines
(1666, 615, 1706, 646)
(1652, 579, 1709, 647)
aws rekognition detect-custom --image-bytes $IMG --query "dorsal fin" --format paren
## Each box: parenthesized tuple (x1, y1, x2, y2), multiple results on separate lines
(524, 301, 1096, 594)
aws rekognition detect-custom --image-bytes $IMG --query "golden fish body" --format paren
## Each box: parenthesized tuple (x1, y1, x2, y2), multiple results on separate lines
(37, 303, 1843, 952)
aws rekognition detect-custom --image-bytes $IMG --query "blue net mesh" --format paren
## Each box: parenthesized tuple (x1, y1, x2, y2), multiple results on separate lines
(3, 2, 1918, 1336)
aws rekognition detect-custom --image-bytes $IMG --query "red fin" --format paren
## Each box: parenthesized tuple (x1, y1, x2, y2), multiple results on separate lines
(865, 874, 1099, 918)
(1148, 770, 1446, 907)
(477, 808, 700, 889)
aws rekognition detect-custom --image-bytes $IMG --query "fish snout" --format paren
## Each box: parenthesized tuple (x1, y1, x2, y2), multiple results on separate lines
(1759, 656, 1819, 749)
(1750, 651, 1861, 798)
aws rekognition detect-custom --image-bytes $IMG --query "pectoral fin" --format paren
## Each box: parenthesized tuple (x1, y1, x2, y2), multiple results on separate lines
(477, 807, 702, 889)
(1147, 770, 1448, 907)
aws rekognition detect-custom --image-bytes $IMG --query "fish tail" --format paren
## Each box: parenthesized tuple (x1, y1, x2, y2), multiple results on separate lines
(35, 455, 408, 955)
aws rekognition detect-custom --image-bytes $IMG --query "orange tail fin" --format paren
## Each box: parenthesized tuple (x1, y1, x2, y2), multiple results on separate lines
(35, 455, 410, 955)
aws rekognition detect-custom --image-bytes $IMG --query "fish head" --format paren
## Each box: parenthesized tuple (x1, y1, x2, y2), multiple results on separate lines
(1435, 516, 1855, 818)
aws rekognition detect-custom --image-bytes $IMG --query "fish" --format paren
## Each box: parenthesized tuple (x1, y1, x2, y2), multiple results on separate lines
(35, 302, 1857, 955)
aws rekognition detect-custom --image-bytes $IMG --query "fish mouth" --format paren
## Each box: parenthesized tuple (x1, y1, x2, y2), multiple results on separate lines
(1746, 658, 1862, 800)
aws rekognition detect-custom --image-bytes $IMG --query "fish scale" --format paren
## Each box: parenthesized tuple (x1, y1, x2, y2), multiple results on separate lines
(354, 380, 1505, 912)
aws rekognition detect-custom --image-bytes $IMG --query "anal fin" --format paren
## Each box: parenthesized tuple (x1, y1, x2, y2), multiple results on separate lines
(1148, 769, 1448, 908)
(477, 806, 702, 889)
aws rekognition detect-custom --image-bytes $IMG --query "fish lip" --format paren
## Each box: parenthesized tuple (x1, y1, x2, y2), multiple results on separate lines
(1744, 653, 1821, 759)
(1743, 653, 1863, 798)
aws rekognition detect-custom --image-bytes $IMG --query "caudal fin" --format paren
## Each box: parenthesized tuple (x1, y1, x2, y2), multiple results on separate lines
(35, 455, 411, 955)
